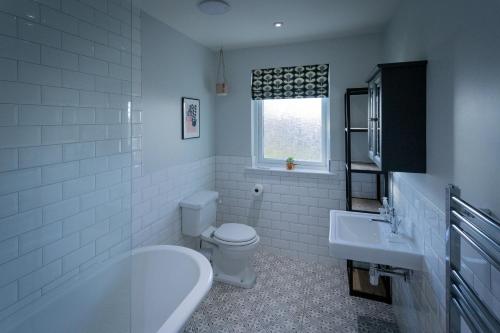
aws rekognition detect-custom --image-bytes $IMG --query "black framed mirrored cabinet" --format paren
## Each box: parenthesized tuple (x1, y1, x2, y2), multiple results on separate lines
(367, 61, 427, 173)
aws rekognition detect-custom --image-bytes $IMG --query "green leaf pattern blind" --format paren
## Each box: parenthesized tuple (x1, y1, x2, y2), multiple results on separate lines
(251, 64, 329, 100)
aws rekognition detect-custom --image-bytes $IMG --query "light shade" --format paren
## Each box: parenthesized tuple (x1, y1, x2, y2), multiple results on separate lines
(216, 83, 229, 96)
(216, 48, 229, 96)
(198, 0, 231, 15)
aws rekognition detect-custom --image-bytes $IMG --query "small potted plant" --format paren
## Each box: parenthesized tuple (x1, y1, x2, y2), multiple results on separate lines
(286, 157, 296, 170)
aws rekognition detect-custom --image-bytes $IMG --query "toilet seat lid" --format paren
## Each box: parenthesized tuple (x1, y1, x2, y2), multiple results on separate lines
(214, 223, 257, 243)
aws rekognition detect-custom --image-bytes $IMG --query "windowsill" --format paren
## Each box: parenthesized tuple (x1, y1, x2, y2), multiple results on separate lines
(245, 166, 333, 176)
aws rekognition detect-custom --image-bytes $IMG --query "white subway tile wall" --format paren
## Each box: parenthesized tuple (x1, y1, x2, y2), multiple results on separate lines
(390, 173, 447, 332)
(130, 157, 216, 249)
(351, 172, 377, 199)
(0, 0, 140, 321)
(215, 155, 348, 263)
(391, 174, 499, 332)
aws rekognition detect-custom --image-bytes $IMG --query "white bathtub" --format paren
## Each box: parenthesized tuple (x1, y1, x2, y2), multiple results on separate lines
(1, 246, 213, 333)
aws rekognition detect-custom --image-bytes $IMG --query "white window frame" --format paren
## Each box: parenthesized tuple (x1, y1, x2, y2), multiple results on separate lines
(252, 98, 330, 171)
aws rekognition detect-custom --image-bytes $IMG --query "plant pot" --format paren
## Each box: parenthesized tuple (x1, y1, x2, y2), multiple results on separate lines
(286, 162, 295, 170)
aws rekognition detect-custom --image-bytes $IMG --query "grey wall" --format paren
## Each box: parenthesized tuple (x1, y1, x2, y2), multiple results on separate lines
(141, 13, 216, 174)
(215, 33, 383, 161)
(385, 0, 500, 331)
(384, 0, 500, 216)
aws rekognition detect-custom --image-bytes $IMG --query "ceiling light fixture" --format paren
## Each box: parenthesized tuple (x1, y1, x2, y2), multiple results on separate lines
(274, 22, 284, 28)
(198, 0, 231, 15)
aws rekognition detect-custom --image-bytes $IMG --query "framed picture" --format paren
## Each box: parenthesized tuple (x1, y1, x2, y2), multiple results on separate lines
(182, 97, 200, 139)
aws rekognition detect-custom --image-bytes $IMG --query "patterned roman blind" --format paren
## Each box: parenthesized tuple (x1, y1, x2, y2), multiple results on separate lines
(251, 64, 329, 100)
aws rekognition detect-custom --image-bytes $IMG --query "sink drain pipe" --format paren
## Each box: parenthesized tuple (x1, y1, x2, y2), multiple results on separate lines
(368, 264, 411, 286)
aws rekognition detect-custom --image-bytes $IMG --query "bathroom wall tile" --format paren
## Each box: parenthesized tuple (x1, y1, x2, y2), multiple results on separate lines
(0, 282, 18, 311)
(95, 169, 122, 189)
(79, 156, 108, 176)
(94, 44, 122, 64)
(35, 0, 61, 10)
(0, 11, 17, 37)
(0, 249, 43, 286)
(95, 77, 122, 94)
(109, 63, 131, 80)
(19, 19, 61, 48)
(42, 86, 79, 107)
(80, 189, 109, 210)
(42, 125, 79, 144)
(95, 228, 122, 253)
(61, 0, 94, 23)
(0, 193, 18, 219)
(63, 107, 95, 125)
(0, 237, 19, 265)
(19, 105, 63, 125)
(41, 46, 78, 71)
(213, 156, 351, 261)
(0, 209, 43, 243)
(0, 104, 18, 127)
(62, 242, 94, 273)
(0, 58, 17, 81)
(0, 149, 19, 172)
(0, 81, 41, 105)
(63, 142, 95, 161)
(0, 35, 40, 63)
(19, 145, 62, 168)
(19, 183, 62, 211)
(95, 139, 121, 156)
(19, 222, 62, 254)
(0, 126, 42, 149)
(41, 6, 78, 34)
(80, 124, 107, 140)
(61, 33, 93, 56)
(43, 198, 79, 224)
(0, 1, 141, 320)
(0, 168, 42, 196)
(0, 0, 40, 22)
(62, 209, 95, 235)
(62, 70, 95, 91)
(94, 10, 121, 34)
(81, 221, 109, 245)
(79, 21, 108, 45)
(391, 173, 446, 332)
(19, 260, 62, 298)
(63, 175, 96, 199)
(43, 233, 80, 264)
(79, 56, 108, 76)
(42, 161, 79, 184)
(108, 2, 131, 24)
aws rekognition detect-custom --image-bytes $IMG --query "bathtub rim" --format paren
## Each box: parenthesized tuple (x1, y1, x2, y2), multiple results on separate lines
(144, 245, 213, 333)
(0, 245, 213, 333)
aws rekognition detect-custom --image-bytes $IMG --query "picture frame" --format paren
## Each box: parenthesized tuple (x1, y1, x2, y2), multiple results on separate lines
(181, 97, 200, 139)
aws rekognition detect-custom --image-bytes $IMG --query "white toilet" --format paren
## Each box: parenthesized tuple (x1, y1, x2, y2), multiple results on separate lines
(179, 191, 260, 288)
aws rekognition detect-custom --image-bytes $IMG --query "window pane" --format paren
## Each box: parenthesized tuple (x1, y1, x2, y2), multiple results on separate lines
(262, 98, 323, 162)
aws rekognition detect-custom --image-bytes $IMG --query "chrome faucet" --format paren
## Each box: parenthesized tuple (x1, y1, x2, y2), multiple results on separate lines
(371, 197, 401, 234)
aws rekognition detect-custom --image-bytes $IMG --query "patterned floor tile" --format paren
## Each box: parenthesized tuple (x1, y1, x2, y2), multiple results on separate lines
(184, 247, 399, 332)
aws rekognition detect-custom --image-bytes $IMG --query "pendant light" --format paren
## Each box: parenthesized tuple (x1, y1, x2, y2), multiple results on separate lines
(216, 48, 229, 96)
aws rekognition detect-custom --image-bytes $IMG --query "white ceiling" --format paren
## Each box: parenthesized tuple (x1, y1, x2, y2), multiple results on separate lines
(140, 0, 401, 50)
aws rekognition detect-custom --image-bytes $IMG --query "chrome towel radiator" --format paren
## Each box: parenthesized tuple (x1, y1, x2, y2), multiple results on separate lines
(446, 185, 500, 332)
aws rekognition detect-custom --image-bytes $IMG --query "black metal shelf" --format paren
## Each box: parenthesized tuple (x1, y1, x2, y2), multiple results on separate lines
(349, 161, 383, 174)
(344, 87, 387, 213)
(344, 89, 393, 305)
(345, 127, 368, 133)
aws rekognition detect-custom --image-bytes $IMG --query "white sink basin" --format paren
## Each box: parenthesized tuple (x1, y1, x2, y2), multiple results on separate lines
(329, 210, 422, 270)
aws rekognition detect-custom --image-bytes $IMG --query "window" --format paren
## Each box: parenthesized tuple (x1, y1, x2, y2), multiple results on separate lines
(254, 97, 330, 170)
